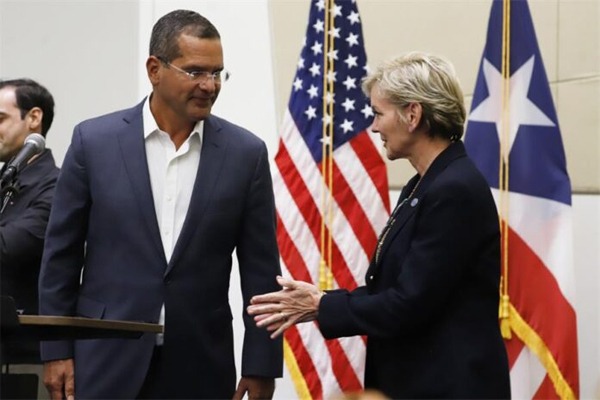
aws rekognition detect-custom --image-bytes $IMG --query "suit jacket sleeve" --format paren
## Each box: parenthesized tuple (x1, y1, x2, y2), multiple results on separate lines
(0, 167, 56, 271)
(38, 126, 91, 361)
(318, 177, 494, 339)
(236, 142, 283, 378)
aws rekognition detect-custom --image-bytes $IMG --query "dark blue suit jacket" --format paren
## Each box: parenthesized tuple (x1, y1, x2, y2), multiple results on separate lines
(1, 150, 59, 363)
(39, 100, 282, 398)
(318, 142, 510, 399)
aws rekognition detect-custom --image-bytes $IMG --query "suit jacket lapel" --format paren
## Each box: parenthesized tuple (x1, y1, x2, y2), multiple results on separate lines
(366, 142, 467, 283)
(117, 100, 166, 265)
(166, 116, 227, 274)
(365, 179, 416, 282)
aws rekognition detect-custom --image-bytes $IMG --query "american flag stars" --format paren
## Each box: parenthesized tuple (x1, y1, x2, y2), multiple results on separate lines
(289, 0, 373, 162)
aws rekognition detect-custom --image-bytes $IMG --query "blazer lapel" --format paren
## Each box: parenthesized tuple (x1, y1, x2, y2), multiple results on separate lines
(366, 142, 468, 284)
(365, 178, 417, 284)
(117, 100, 166, 265)
(166, 116, 227, 274)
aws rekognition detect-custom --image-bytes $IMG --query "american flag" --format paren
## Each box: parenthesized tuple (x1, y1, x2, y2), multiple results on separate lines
(272, 0, 389, 398)
(464, 1, 578, 398)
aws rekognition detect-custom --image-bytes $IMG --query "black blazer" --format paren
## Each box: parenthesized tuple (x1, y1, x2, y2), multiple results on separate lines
(39, 101, 282, 398)
(318, 142, 510, 399)
(1, 149, 59, 363)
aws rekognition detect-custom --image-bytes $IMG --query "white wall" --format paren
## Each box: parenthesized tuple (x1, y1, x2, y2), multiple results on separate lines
(1, 0, 598, 398)
(0, 0, 140, 166)
(572, 194, 600, 398)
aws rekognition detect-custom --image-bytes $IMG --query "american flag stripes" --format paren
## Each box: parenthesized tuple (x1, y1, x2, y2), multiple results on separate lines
(464, 1, 579, 398)
(272, 0, 389, 398)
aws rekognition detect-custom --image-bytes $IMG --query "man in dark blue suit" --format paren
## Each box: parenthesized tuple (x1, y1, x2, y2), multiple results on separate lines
(1, 78, 59, 399)
(39, 10, 282, 400)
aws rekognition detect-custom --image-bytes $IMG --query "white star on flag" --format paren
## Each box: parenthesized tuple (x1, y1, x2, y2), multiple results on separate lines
(307, 85, 319, 98)
(468, 56, 555, 157)
(342, 76, 356, 90)
(346, 32, 359, 47)
(361, 104, 374, 119)
(309, 63, 320, 77)
(347, 10, 360, 24)
(293, 78, 303, 91)
(340, 119, 354, 133)
(311, 41, 323, 55)
(329, 27, 341, 38)
(305, 105, 317, 120)
(320, 135, 332, 146)
(344, 54, 358, 69)
(313, 19, 324, 33)
(331, 4, 342, 17)
(342, 98, 355, 112)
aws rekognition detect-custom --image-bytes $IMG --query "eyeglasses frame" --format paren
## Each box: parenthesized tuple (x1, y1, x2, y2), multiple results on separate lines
(156, 56, 230, 84)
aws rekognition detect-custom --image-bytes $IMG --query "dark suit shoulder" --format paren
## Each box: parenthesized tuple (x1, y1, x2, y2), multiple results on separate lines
(23, 150, 60, 181)
(421, 142, 489, 194)
(75, 102, 143, 138)
(435, 157, 494, 203)
(207, 114, 266, 148)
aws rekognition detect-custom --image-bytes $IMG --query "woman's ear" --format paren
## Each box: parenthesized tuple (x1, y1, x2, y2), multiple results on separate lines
(406, 102, 423, 132)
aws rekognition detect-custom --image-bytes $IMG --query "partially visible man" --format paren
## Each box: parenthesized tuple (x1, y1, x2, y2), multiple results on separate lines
(39, 9, 282, 400)
(0, 78, 59, 398)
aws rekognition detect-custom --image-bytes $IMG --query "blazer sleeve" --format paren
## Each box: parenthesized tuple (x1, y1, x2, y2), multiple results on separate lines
(318, 177, 495, 339)
(38, 126, 91, 361)
(235, 142, 283, 378)
(0, 172, 56, 270)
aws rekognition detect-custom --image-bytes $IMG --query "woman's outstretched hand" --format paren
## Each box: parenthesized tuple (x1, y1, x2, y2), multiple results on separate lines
(247, 275, 324, 338)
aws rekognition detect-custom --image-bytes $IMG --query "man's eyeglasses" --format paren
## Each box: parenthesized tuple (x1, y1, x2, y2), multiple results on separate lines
(157, 57, 230, 84)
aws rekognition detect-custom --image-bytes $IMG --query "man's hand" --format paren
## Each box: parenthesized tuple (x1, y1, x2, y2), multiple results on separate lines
(232, 376, 275, 400)
(43, 358, 75, 400)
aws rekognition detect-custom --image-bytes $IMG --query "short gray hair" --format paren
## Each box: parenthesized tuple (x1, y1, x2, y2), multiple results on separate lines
(362, 52, 466, 141)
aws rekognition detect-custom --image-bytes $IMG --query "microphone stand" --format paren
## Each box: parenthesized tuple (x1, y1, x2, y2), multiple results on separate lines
(0, 178, 19, 216)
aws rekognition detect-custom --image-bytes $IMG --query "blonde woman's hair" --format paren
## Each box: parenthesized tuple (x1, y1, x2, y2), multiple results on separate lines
(362, 51, 466, 141)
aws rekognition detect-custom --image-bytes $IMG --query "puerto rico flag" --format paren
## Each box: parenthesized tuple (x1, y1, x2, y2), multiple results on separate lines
(464, 0, 579, 399)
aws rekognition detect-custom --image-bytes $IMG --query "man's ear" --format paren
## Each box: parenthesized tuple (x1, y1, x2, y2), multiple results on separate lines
(147, 56, 162, 86)
(26, 107, 43, 133)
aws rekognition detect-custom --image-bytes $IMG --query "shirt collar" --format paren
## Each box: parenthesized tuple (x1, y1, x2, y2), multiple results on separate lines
(142, 95, 204, 140)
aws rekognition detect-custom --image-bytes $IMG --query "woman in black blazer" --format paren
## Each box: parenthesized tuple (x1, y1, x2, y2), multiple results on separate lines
(249, 52, 511, 399)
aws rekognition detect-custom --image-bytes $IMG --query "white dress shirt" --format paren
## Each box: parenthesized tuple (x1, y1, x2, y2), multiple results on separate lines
(142, 97, 203, 344)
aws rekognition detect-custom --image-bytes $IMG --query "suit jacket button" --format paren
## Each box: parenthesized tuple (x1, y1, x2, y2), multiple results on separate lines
(368, 275, 374, 281)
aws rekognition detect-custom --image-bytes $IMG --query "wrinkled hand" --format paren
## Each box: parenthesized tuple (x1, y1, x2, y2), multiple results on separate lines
(232, 376, 275, 400)
(43, 358, 75, 400)
(247, 276, 324, 338)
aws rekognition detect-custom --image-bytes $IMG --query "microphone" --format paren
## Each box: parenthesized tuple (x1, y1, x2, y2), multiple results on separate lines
(0, 133, 46, 185)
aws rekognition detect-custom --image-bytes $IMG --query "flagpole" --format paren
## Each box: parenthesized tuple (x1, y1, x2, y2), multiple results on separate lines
(326, 0, 335, 291)
(319, 0, 335, 291)
(499, 0, 512, 339)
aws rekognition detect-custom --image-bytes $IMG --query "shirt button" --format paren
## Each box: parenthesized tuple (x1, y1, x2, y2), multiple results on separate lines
(369, 275, 374, 281)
